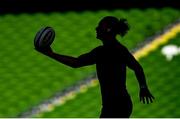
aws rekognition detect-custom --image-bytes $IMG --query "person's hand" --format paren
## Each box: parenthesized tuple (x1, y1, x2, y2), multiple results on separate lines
(35, 46, 53, 56)
(139, 87, 155, 104)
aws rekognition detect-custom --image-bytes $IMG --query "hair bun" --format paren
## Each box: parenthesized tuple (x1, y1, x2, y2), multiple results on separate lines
(119, 18, 129, 27)
(117, 18, 130, 36)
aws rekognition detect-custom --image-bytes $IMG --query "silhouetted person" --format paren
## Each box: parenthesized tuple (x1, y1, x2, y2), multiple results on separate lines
(35, 16, 155, 118)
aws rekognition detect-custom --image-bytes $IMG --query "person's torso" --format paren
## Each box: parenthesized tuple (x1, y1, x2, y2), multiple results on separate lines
(95, 43, 129, 103)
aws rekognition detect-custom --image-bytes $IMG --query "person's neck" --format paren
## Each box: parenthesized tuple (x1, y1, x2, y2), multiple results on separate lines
(102, 37, 119, 46)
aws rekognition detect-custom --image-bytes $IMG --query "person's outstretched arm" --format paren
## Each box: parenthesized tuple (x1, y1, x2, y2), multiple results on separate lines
(35, 47, 96, 68)
(126, 49, 155, 104)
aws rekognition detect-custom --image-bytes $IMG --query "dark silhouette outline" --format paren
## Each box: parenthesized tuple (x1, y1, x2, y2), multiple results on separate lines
(35, 16, 155, 118)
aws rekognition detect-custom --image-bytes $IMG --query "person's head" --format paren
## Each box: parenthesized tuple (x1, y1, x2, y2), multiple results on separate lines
(96, 16, 130, 41)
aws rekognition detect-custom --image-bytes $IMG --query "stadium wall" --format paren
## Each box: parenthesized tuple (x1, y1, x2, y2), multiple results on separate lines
(0, 0, 180, 14)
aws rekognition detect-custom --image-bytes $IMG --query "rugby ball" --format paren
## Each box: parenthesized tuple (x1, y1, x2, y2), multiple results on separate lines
(34, 26, 55, 49)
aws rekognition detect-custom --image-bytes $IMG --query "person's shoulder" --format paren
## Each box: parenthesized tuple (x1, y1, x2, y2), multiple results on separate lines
(116, 43, 129, 51)
(93, 45, 103, 51)
(90, 45, 103, 53)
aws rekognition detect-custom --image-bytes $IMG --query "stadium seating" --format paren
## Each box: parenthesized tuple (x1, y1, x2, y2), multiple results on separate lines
(0, 8, 179, 117)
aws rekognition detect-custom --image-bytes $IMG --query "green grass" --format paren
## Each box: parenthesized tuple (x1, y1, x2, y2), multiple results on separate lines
(40, 33, 180, 118)
(0, 8, 179, 117)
